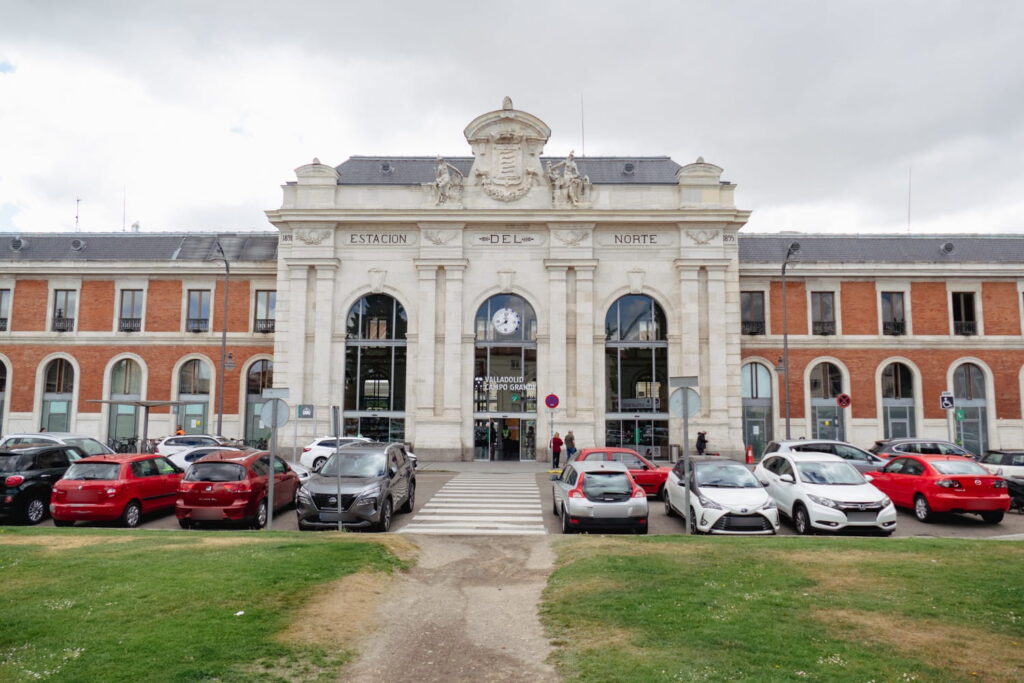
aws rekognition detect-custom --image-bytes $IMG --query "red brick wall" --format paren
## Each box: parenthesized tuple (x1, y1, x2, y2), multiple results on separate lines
(145, 280, 182, 332)
(214, 278, 251, 333)
(79, 281, 114, 331)
(769, 281, 807, 335)
(840, 282, 877, 335)
(11, 280, 47, 331)
(982, 282, 1021, 335)
(911, 282, 948, 335)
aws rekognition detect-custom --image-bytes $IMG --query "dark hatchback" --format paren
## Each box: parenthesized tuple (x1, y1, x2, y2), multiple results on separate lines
(0, 445, 84, 524)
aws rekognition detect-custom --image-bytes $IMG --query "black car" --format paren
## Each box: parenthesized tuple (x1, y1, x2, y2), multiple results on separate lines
(0, 445, 84, 524)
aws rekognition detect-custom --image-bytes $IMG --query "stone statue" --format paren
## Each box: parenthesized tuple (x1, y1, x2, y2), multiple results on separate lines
(548, 151, 590, 206)
(433, 156, 464, 205)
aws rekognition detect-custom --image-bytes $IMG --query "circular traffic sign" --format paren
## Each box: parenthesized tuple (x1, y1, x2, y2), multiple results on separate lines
(669, 387, 701, 418)
(544, 393, 560, 409)
(260, 398, 290, 428)
(836, 393, 852, 408)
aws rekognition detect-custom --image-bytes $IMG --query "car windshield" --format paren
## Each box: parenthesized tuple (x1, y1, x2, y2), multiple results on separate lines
(931, 460, 988, 476)
(0, 454, 32, 472)
(65, 438, 109, 456)
(64, 462, 121, 480)
(696, 463, 761, 488)
(582, 471, 632, 496)
(795, 461, 865, 485)
(185, 462, 246, 482)
(321, 452, 386, 478)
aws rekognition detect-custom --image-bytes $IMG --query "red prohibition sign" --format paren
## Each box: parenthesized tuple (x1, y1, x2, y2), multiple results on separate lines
(545, 394, 560, 409)
(836, 393, 852, 408)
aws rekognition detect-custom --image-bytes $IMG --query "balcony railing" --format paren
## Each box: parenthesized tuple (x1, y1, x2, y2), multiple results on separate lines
(186, 318, 209, 333)
(812, 320, 836, 336)
(741, 320, 765, 335)
(254, 318, 276, 333)
(118, 317, 141, 332)
(882, 320, 906, 336)
(0, 317, 7, 331)
(52, 316, 74, 332)
(954, 320, 977, 336)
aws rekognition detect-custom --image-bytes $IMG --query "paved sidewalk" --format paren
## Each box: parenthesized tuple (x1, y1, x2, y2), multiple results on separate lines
(417, 459, 557, 474)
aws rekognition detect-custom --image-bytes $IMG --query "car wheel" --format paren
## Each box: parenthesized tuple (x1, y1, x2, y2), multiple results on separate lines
(400, 482, 415, 513)
(178, 518, 192, 530)
(53, 519, 74, 527)
(658, 484, 667, 501)
(981, 510, 1004, 524)
(250, 499, 268, 530)
(664, 494, 676, 517)
(121, 501, 142, 528)
(313, 457, 326, 471)
(376, 498, 393, 532)
(913, 495, 933, 523)
(793, 504, 814, 535)
(560, 505, 574, 534)
(689, 507, 700, 535)
(22, 495, 47, 525)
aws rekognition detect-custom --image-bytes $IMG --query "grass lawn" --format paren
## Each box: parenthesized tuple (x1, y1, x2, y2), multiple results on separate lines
(541, 536, 1024, 682)
(0, 527, 404, 682)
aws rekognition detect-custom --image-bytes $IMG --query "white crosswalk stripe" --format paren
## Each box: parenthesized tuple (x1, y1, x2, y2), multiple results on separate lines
(400, 473, 546, 536)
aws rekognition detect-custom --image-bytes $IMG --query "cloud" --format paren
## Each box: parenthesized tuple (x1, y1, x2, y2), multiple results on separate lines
(0, 61, 14, 74)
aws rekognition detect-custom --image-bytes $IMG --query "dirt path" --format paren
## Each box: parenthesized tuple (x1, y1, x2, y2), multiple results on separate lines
(339, 535, 560, 682)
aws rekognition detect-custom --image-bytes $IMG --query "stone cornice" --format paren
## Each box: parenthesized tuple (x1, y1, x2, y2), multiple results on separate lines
(266, 208, 752, 225)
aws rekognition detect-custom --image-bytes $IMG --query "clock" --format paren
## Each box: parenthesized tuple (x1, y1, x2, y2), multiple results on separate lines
(491, 307, 521, 335)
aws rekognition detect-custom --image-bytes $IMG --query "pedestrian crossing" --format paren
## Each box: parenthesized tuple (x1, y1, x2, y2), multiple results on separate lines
(400, 473, 546, 535)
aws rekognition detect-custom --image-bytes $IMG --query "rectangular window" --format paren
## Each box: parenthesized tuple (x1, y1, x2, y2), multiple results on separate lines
(119, 289, 143, 332)
(52, 289, 77, 332)
(810, 292, 835, 335)
(881, 292, 906, 336)
(254, 290, 276, 333)
(186, 290, 210, 332)
(952, 292, 976, 335)
(0, 288, 9, 331)
(740, 291, 765, 335)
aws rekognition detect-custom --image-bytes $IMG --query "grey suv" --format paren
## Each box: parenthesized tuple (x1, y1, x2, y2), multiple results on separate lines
(295, 442, 415, 532)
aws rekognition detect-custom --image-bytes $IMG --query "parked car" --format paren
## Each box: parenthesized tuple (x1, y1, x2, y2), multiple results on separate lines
(761, 439, 886, 473)
(289, 461, 313, 483)
(568, 447, 673, 498)
(155, 435, 226, 456)
(754, 452, 897, 535)
(295, 442, 415, 531)
(167, 446, 244, 471)
(664, 457, 779, 534)
(551, 460, 649, 534)
(299, 437, 373, 470)
(0, 445, 84, 524)
(865, 454, 1010, 524)
(978, 450, 1024, 480)
(0, 432, 113, 456)
(175, 451, 299, 529)
(50, 454, 184, 527)
(868, 438, 974, 459)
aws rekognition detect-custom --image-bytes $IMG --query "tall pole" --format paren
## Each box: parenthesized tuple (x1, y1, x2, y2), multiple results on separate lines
(781, 242, 800, 440)
(214, 241, 230, 437)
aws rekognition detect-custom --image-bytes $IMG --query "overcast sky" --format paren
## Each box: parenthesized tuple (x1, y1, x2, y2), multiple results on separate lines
(2, 1, 1023, 235)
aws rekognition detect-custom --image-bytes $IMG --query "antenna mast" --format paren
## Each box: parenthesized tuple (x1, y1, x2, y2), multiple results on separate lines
(580, 94, 586, 157)
(75, 198, 81, 231)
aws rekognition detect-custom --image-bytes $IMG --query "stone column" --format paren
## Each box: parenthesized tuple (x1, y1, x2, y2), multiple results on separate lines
(415, 264, 438, 418)
(312, 264, 337, 408)
(546, 266, 568, 405)
(442, 264, 465, 418)
(574, 266, 595, 417)
(705, 265, 728, 417)
(284, 265, 309, 401)
(675, 263, 701, 378)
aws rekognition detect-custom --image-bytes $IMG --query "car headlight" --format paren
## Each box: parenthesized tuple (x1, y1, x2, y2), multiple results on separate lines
(878, 496, 892, 508)
(355, 487, 380, 506)
(698, 494, 723, 510)
(759, 498, 777, 510)
(296, 487, 311, 502)
(807, 494, 839, 509)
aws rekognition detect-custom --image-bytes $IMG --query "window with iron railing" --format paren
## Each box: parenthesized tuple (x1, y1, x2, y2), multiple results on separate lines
(119, 289, 143, 333)
(740, 291, 765, 335)
(119, 318, 141, 332)
(810, 292, 835, 335)
(186, 290, 211, 333)
(952, 292, 976, 336)
(881, 291, 906, 336)
(254, 318, 275, 333)
(186, 318, 209, 333)
(254, 290, 276, 333)
(0, 288, 9, 331)
(52, 289, 77, 332)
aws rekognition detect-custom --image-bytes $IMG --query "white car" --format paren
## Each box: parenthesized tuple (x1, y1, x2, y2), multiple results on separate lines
(754, 452, 897, 535)
(664, 457, 779, 535)
(0, 432, 114, 456)
(299, 436, 372, 470)
(167, 445, 243, 471)
(155, 435, 226, 457)
(760, 439, 887, 474)
(978, 450, 1024, 481)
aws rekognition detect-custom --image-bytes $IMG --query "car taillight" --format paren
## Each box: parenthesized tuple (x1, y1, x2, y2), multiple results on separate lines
(227, 481, 251, 493)
(936, 479, 962, 489)
(631, 486, 646, 498)
(568, 486, 586, 499)
(5, 475, 24, 487)
(994, 480, 1008, 489)
(104, 487, 119, 498)
(53, 487, 66, 499)
(302, 447, 311, 452)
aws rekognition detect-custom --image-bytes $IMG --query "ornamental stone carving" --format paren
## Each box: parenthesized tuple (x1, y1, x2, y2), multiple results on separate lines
(547, 151, 592, 207)
(368, 268, 386, 293)
(686, 229, 719, 245)
(423, 229, 458, 246)
(295, 229, 330, 246)
(553, 229, 590, 247)
(464, 99, 550, 203)
(432, 157, 464, 205)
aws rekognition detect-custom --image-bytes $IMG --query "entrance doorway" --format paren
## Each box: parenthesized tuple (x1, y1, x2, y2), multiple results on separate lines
(473, 417, 536, 461)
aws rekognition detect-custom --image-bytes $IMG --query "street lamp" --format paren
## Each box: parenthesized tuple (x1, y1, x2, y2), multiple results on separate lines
(212, 240, 230, 437)
(781, 241, 800, 440)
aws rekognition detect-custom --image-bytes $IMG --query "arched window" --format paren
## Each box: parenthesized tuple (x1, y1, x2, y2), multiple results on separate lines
(244, 360, 274, 447)
(177, 359, 210, 435)
(473, 294, 538, 461)
(108, 359, 142, 442)
(741, 362, 773, 456)
(953, 363, 987, 455)
(809, 362, 844, 440)
(42, 359, 75, 432)
(881, 362, 916, 438)
(605, 295, 669, 457)
(344, 294, 407, 443)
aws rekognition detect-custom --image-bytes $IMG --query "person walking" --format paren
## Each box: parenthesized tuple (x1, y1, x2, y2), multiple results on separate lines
(550, 432, 564, 469)
(696, 431, 708, 455)
(564, 430, 577, 459)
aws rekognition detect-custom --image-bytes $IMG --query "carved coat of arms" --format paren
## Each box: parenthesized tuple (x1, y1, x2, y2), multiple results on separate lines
(476, 132, 537, 202)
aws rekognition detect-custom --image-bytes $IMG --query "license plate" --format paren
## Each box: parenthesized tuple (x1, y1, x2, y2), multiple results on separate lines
(846, 511, 877, 523)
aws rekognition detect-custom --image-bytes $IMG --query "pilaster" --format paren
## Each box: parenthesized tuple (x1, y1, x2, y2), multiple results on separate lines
(442, 264, 465, 416)
(312, 264, 338, 408)
(415, 264, 438, 417)
(546, 265, 568, 412)
(574, 266, 595, 418)
(285, 265, 309, 401)
(675, 262, 701, 378)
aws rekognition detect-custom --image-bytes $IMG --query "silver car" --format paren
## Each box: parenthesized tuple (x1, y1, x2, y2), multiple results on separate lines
(762, 439, 887, 474)
(295, 443, 415, 532)
(551, 460, 649, 534)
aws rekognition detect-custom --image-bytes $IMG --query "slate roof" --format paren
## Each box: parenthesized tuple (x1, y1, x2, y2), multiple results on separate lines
(737, 234, 1024, 263)
(335, 156, 685, 185)
(0, 232, 278, 262)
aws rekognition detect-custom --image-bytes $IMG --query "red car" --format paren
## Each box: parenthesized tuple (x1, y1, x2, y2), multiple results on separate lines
(570, 447, 672, 498)
(50, 454, 184, 527)
(175, 450, 299, 529)
(866, 454, 1010, 523)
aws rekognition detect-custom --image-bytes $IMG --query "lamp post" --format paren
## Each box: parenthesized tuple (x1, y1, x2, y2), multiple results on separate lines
(213, 240, 230, 437)
(781, 241, 800, 440)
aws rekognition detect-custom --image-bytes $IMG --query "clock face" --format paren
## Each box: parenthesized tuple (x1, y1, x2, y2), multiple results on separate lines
(492, 307, 521, 335)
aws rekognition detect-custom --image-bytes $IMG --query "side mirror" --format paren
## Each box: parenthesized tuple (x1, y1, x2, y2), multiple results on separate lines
(642, 464, 650, 470)
(388, 466, 398, 478)
(550, 474, 560, 481)
(780, 473, 795, 484)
